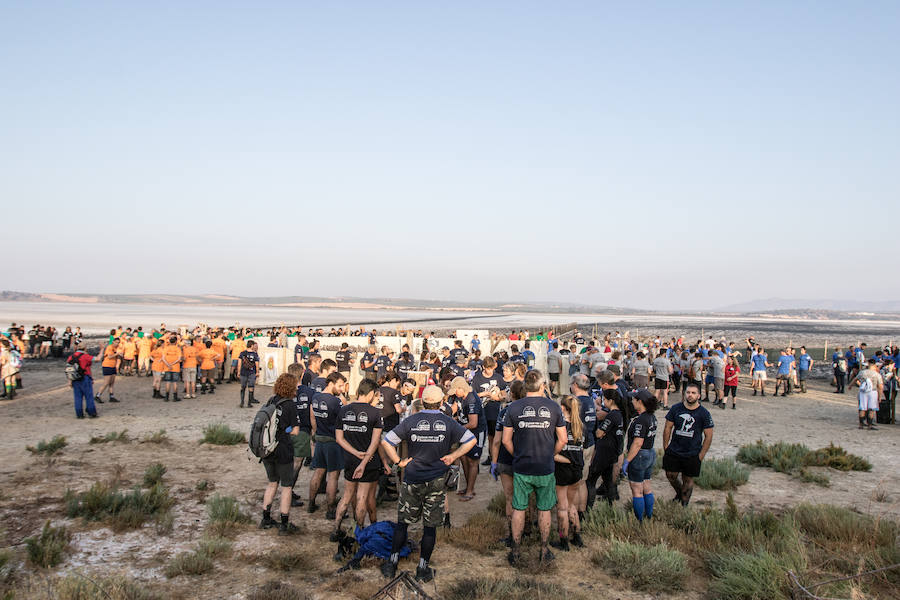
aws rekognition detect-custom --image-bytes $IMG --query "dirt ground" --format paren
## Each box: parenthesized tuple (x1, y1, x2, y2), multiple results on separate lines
(1, 358, 897, 599)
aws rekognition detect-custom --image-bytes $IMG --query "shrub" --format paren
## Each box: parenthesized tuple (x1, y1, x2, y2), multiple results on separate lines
(164, 551, 213, 577)
(260, 550, 315, 571)
(196, 480, 210, 491)
(707, 551, 792, 600)
(246, 581, 312, 600)
(26, 435, 67, 456)
(25, 521, 71, 568)
(26, 574, 164, 600)
(141, 429, 169, 444)
(594, 539, 687, 591)
(442, 510, 507, 555)
(695, 457, 750, 490)
(196, 536, 232, 559)
(737, 440, 870, 485)
(201, 423, 245, 445)
(206, 494, 251, 536)
(142, 463, 167, 487)
(809, 443, 872, 472)
(89, 430, 129, 444)
(486, 491, 506, 516)
(798, 468, 830, 487)
(65, 481, 174, 531)
(444, 576, 587, 600)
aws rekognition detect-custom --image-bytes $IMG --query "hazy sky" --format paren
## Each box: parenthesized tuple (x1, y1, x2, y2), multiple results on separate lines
(2, 2, 898, 310)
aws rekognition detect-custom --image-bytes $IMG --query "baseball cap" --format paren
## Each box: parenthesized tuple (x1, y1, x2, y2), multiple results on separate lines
(448, 376, 472, 395)
(421, 385, 444, 405)
(633, 389, 655, 404)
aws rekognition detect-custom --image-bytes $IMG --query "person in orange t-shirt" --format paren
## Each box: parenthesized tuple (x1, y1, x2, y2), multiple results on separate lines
(211, 335, 227, 384)
(198, 340, 218, 395)
(228, 337, 246, 382)
(150, 342, 165, 398)
(181, 338, 198, 399)
(95, 339, 122, 404)
(121, 337, 137, 376)
(160, 335, 183, 402)
(137, 335, 153, 376)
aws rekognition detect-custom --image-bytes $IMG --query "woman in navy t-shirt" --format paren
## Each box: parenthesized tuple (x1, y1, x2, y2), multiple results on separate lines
(623, 389, 658, 521)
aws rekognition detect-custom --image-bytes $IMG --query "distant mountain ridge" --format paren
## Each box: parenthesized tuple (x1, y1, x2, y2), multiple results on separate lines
(715, 298, 900, 313)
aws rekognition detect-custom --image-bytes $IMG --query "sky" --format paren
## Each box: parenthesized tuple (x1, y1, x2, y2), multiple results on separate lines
(2, 1, 898, 311)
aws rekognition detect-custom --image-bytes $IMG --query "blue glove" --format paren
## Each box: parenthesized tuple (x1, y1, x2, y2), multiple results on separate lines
(490, 463, 499, 481)
(285, 426, 292, 433)
(621, 459, 630, 477)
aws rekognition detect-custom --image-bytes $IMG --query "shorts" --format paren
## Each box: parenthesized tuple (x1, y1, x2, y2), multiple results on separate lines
(705, 373, 715, 384)
(549, 372, 560, 382)
(858, 390, 879, 411)
(465, 431, 486, 459)
(293, 430, 312, 458)
(201, 369, 216, 380)
(777, 373, 791, 381)
(311, 439, 345, 472)
(724, 384, 737, 397)
(633, 374, 649, 389)
(512, 472, 557, 511)
(163, 371, 181, 383)
(344, 456, 383, 482)
(554, 462, 583, 487)
(152, 370, 163, 380)
(240, 373, 257, 387)
(263, 459, 294, 487)
(799, 370, 809, 381)
(496, 462, 514, 477)
(102, 366, 117, 376)
(182, 368, 197, 384)
(753, 371, 767, 381)
(662, 451, 702, 478)
(627, 448, 655, 483)
(654, 378, 669, 390)
(231, 359, 238, 367)
(397, 477, 447, 527)
(714, 377, 724, 392)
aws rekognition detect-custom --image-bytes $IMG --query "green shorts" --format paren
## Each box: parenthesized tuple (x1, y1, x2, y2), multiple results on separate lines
(512, 472, 557, 511)
(293, 430, 311, 459)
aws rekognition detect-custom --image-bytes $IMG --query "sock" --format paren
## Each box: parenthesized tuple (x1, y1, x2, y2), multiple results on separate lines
(860, 415, 866, 426)
(390, 522, 408, 564)
(263, 505, 271, 519)
(577, 510, 584, 523)
(632, 496, 645, 521)
(418, 557, 429, 569)
(281, 513, 289, 524)
(249, 391, 255, 402)
(643, 493, 655, 519)
(240, 387, 246, 402)
(866, 414, 873, 426)
(420, 526, 436, 563)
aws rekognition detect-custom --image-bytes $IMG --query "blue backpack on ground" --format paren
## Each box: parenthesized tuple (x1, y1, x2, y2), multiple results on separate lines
(352, 521, 412, 561)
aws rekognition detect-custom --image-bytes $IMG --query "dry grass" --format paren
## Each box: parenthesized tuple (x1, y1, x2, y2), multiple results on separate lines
(737, 440, 871, 487)
(258, 550, 315, 572)
(592, 539, 687, 591)
(205, 494, 252, 537)
(13, 574, 164, 600)
(441, 510, 508, 555)
(142, 463, 166, 487)
(444, 576, 589, 600)
(26, 435, 67, 456)
(140, 429, 169, 444)
(321, 572, 384, 600)
(247, 581, 313, 600)
(89, 430, 130, 444)
(25, 522, 71, 568)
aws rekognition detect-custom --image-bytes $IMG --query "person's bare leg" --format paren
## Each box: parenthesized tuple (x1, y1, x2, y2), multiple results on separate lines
(334, 480, 356, 526)
(308, 468, 325, 507)
(538, 509, 552, 557)
(555, 486, 569, 541)
(325, 471, 340, 510)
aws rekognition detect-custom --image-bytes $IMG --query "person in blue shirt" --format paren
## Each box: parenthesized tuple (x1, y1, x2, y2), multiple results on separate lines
(751, 348, 771, 396)
(307, 372, 348, 519)
(797, 346, 813, 393)
(470, 334, 481, 353)
(774, 350, 795, 396)
(521, 342, 536, 370)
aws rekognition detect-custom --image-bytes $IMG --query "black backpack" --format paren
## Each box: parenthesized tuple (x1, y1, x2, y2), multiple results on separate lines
(248, 397, 291, 460)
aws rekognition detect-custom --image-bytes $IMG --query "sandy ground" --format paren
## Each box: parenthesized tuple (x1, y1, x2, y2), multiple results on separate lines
(0, 359, 897, 599)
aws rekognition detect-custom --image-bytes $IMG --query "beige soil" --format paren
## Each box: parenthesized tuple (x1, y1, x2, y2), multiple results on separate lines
(0, 366, 897, 599)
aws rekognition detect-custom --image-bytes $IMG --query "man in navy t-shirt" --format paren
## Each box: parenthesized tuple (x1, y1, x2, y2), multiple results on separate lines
(502, 370, 567, 565)
(662, 382, 714, 506)
(381, 385, 475, 583)
(308, 372, 347, 519)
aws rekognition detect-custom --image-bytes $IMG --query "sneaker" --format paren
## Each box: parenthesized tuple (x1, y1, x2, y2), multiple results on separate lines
(540, 549, 556, 563)
(278, 521, 300, 536)
(108, 397, 119, 403)
(291, 495, 305, 508)
(415, 565, 435, 583)
(94, 396, 104, 404)
(258, 514, 276, 529)
(442, 513, 451, 529)
(507, 549, 521, 566)
(325, 508, 336, 521)
(731, 404, 736, 409)
(307, 502, 318, 514)
(549, 537, 570, 551)
(172, 396, 181, 402)
(88, 413, 99, 419)
(380, 560, 397, 579)
(329, 528, 345, 542)
(76, 414, 85, 419)
(571, 532, 584, 548)
(868, 425, 879, 431)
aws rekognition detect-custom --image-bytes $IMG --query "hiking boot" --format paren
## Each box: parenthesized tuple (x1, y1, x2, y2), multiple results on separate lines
(325, 508, 336, 521)
(94, 395, 104, 404)
(307, 502, 318, 514)
(278, 521, 300, 536)
(415, 565, 435, 583)
(549, 537, 570, 552)
(442, 513, 451, 529)
(380, 560, 397, 579)
(540, 549, 556, 563)
(108, 396, 119, 403)
(507, 549, 521, 567)
(258, 514, 276, 529)
(571, 532, 584, 548)
(172, 396, 180, 402)
(88, 413, 98, 419)
(291, 495, 305, 508)
(329, 528, 345, 542)
(239, 400, 244, 408)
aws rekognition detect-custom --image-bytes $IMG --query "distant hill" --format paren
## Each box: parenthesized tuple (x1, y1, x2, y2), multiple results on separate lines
(716, 298, 900, 313)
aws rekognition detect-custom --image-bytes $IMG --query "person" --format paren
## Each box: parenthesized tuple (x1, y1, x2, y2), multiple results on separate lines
(137, 333, 152, 377)
(774, 349, 795, 397)
(360, 345, 377, 381)
(586, 371, 624, 507)
(380, 385, 476, 582)
(751, 348, 770, 396)
(854, 359, 883, 430)
(652, 351, 673, 408)
(67, 347, 98, 419)
(707, 350, 725, 407)
(631, 352, 650, 389)
(258, 373, 302, 536)
(449, 376, 484, 501)
(374, 347, 393, 381)
(471, 357, 504, 466)
(335, 342, 353, 381)
(238, 340, 261, 408)
(569, 374, 596, 519)
(160, 335, 183, 402)
(285, 363, 312, 506)
(490, 380, 523, 546)
(198, 340, 217, 395)
(211, 333, 227, 384)
(502, 370, 567, 565)
(308, 372, 348, 518)
(662, 382, 714, 506)
(229, 335, 247, 382)
(521, 341, 535, 370)
(332, 378, 388, 539)
(551, 395, 585, 551)
(797, 346, 813, 393)
(312, 358, 337, 393)
(723, 355, 740, 409)
(832, 347, 847, 394)
(120, 335, 137, 376)
(546, 341, 563, 397)
(181, 336, 198, 399)
(622, 389, 658, 521)
(379, 372, 403, 432)
(150, 339, 165, 398)
(95, 338, 121, 404)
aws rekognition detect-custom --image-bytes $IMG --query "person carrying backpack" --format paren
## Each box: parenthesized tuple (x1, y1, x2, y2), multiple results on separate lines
(257, 373, 301, 535)
(66, 348, 98, 419)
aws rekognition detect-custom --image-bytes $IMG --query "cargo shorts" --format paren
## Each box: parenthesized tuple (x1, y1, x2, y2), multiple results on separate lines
(397, 477, 446, 528)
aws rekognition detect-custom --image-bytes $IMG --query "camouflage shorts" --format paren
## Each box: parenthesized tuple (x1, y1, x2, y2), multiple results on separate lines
(397, 477, 446, 528)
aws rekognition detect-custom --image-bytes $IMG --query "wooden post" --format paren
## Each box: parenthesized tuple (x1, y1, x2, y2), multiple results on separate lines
(823, 340, 828, 361)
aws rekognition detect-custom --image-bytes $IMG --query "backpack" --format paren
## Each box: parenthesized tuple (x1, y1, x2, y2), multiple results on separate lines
(248, 397, 291, 460)
(65, 353, 85, 381)
(859, 377, 873, 393)
(351, 521, 413, 561)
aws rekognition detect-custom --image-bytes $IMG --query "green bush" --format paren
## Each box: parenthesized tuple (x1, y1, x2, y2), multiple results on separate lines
(141, 429, 169, 444)
(442, 510, 508, 555)
(444, 577, 587, 600)
(65, 481, 174, 531)
(142, 463, 167, 487)
(737, 440, 870, 485)
(207, 494, 250, 524)
(695, 457, 750, 490)
(707, 551, 792, 600)
(593, 539, 687, 591)
(26, 435, 67, 456)
(164, 550, 213, 577)
(89, 430, 130, 444)
(25, 521, 71, 568)
(201, 423, 245, 445)
(809, 443, 872, 471)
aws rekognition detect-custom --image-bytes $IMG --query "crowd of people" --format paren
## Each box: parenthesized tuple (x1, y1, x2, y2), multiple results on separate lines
(3, 321, 896, 582)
